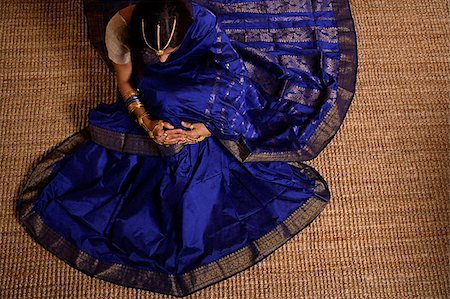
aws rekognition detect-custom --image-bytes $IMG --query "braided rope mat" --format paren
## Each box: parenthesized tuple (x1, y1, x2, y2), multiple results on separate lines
(1, 0, 448, 298)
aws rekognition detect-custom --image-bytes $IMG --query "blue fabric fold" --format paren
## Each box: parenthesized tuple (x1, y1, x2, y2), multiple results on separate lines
(86, 0, 357, 157)
(36, 135, 321, 274)
(23, 0, 357, 290)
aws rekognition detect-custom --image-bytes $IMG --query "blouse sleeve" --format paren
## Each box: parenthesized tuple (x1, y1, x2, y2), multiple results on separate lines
(105, 13, 131, 64)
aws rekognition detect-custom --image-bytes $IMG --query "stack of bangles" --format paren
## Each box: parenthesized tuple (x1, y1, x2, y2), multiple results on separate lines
(124, 90, 206, 144)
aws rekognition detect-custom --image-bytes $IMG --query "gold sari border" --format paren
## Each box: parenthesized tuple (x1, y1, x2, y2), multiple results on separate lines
(16, 128, 329, 297)
(88, 124, 185, 156)
(88, 124, 316, 163)
(302, 0, 358, 160)
(88, 124, 308, 163)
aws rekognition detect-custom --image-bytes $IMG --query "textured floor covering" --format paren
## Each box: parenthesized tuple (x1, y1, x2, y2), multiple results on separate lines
(0, 0, 448, 298)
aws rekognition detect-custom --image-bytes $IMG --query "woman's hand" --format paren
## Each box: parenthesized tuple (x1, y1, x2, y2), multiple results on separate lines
(181, 121, 211, 144)
(139, 114, 186, 146)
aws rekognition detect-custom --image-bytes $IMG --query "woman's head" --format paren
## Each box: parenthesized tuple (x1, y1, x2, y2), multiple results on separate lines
(129, 0, 193, 63)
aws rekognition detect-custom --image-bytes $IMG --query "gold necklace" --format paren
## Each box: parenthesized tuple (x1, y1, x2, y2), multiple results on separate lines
(141, 17, 177, 57)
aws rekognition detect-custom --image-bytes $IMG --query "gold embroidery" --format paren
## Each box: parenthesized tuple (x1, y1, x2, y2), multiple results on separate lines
(226, 27, 315, 44)
(203, 0, 313, 14)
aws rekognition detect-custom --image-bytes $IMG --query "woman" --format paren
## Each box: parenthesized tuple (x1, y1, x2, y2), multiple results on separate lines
(108, 0, 214, 145)
(17, 0, 357, 296)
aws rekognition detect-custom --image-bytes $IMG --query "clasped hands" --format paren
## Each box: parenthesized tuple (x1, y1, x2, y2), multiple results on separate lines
(139, 114, 211, 146)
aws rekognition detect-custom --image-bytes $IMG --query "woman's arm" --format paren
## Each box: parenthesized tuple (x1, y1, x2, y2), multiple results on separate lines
(112, 60, 187, 145)
(113, 60, 143, 111)
(105, 11, 184, 145)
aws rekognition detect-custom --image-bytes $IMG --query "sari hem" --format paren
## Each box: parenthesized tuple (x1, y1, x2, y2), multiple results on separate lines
(16, 128, 329, 297)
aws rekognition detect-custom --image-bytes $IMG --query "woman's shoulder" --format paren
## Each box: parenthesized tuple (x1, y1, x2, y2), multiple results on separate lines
(117, 4, 135, 25)
(105, 5, 135, 65)
(107, 4, 135, 28)
(105, 11, 130, 44)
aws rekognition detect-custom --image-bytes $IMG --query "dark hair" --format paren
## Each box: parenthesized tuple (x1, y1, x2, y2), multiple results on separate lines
(129, 0, 193, 65)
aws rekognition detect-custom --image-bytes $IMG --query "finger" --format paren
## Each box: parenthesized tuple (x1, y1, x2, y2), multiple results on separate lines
(181, 121, 194, 129)
(185, 131, 200, 139)
(164, 128, 187, 135)
(162, 122, 174, 130)
(165, 138, 186, 144)
(157, 139, 169, 146)
(164, 138, 183, 145)
(155, 131, 167, 139)
(161, 134, 186, 142)
(153, 125, 165, 135)
(167, 133, 186, 139)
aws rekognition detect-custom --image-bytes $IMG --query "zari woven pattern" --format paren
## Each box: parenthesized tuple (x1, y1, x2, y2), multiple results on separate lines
(0, 0, 448, 298)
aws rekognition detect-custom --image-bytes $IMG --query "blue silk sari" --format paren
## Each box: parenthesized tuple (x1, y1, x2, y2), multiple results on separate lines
(17, 0, 357, 296)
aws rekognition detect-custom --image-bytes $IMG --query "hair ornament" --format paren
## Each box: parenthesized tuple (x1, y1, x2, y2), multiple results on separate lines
(141, 17, 177, 56)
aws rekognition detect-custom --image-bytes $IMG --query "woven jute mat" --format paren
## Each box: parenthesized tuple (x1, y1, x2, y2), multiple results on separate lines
(1, 0, 448, 298)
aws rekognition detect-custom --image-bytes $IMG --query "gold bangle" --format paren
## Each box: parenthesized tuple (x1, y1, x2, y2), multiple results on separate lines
(137, 112, 150, 131)
(123, 90, 139, 100)
(128, 101, 144, 111)
(127, 102, 145, 115)
(185, 135, 206, 144)
(148, 120, 164, 139)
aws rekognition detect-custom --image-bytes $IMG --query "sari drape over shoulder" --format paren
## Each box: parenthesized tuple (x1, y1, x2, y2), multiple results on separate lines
(17, 0, 357, 296)
(85, 0, 357, 161)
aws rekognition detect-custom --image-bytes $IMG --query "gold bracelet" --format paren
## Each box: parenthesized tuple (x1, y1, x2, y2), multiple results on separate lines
(128, 101, 144, 112)
(185, 135, 206, 144)
(137, 111, 150, 131)
(127, 102, 145, 115)
(122, 90, 139, 100)
(148, 120, 164, 139)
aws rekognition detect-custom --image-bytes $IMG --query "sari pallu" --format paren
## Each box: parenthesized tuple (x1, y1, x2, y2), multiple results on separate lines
(16, 0, 357, 297)
(84, 0, 358, 161)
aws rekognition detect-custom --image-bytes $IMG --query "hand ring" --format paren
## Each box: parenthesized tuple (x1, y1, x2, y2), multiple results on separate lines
(189, 124, 194, 130)
(163, 132, 168, 137)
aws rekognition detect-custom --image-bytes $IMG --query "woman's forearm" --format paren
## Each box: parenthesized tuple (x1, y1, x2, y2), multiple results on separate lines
(112, 60, 136, 99)
(112, 60, 147, 115)
(117, 79, 136, 99)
